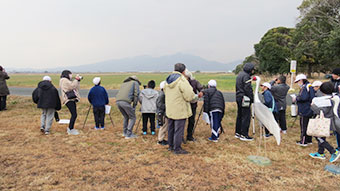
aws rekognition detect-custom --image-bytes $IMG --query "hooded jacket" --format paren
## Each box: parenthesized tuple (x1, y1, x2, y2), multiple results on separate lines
(59, 77, 80, 104)
(164, 71, 196, 120)
(116, 77, 140, 108)
(270, 81, 290, 110)
(203, 87, 225, 116)
(0, 71, 10, 96)
(88, 85, 109, 107)
(139, 88, 159, 113)
(236, 63, 254, 102)
(32, 80, 61, 110)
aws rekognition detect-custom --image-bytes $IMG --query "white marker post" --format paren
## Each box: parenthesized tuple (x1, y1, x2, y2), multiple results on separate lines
(290, 60, 297, 91)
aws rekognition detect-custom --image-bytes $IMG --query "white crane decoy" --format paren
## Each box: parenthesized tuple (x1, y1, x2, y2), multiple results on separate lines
(331, 95, 340, 134)
(253, 76, 281, 145)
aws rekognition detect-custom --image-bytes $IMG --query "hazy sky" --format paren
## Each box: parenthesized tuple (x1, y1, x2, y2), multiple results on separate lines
(0, 0, 302, 69)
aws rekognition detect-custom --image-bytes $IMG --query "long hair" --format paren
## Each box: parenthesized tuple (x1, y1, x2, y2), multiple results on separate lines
(60, 70, 72, 80)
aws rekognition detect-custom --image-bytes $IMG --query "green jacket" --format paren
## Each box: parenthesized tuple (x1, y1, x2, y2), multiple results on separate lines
(116, 78, 140, 108)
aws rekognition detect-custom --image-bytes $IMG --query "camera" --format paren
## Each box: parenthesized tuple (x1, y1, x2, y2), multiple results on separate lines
(76, 74, 83, 81)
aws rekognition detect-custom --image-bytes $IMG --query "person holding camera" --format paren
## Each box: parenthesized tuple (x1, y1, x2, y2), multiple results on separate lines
(0, 66, 10, 111)
(60, 70, 82, 135)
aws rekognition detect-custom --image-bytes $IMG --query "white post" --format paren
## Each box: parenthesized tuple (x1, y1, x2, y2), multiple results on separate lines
(289, 60, 297, 91)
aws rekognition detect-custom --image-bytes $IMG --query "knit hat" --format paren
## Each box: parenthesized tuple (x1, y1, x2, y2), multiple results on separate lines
(160, 81, 166, 90)
(208, 80, 217, 87)
(320, 82, 333, 95)
(43, 76, 52, 81)
(261, 82, 271, 89)
(332, 68, 340, 76)
(312, 81, 322, 87)
(93, 77, 101, 85)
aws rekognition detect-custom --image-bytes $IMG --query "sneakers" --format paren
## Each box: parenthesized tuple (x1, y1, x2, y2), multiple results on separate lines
(151, 131, 155, 135)
(125, 133, 138, 139)
(187, 137, 196, 142)
(40, 127, 45, 133)
(296, 141, 308, 147)
(208, 137, 218, 143)
(168, 147, 174, 151)
(309, 152, 326, 160)
(264, 134, 273, 138)
(281, 130, 287, 134)
(235, 133, 241, 139)
(94, 127, 100, 130)
(67, 128, 79, 135)
(44, 131, 50, 135)
(101, 126, 105, 130)
(143, 132, 147, 135)
(330, 150, 340, 163)
(157, 140, 168, 146)
(174, 149, 189, 155)
(240, 135, 254, 141)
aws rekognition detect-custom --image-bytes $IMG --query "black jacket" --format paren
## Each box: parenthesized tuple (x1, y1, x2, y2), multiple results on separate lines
(236, 63, 254, 102)
(156, 90, 165, 115)
(189, 79, 203, 107)
(270, 81, 290, 110)
(203, 87, 225, 116)
(32, 81, 61, 110)
(331, 78, 340, 94)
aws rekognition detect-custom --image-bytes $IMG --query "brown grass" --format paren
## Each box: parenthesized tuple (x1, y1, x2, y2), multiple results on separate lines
(0, 96, 339, 191)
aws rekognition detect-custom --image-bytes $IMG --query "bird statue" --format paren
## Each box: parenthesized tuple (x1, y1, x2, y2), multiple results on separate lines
(331, 96, 340, 134)
(253, 76, 281, 145)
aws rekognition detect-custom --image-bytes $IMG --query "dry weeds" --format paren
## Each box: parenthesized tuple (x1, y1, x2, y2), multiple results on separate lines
(0, 96, 339, 191)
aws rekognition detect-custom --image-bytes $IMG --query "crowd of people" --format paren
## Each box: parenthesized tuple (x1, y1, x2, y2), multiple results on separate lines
(0, 63, 340, 160)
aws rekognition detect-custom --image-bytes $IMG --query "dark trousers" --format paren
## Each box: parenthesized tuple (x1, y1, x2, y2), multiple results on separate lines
(210, 111, 223, 140)
(187, 104, 197, 139)
(0, 95, 7, 110)
(275, 110, 287, 131)
(235, 98, 251, 136)
(168, 118, 186, 151)
(66, 101, 77, 130)
(335, 131, 340, 150)
(315, 137, 336, 154)
(142, 113, 155, 132)
(265, 112, 277, 135)
(300, 116, 312, 144)
(93, 106, 105, 128)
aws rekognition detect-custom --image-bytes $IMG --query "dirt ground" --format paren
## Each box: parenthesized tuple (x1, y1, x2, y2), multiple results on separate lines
(0, 96, 339, 191)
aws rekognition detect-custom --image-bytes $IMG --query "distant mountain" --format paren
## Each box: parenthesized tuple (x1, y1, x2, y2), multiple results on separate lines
(8, 53, 242, 73)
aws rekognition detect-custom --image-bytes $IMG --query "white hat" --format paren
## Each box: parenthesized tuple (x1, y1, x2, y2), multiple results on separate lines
(43, 76, 51, 81)
(295, 74, 307, 83)
(312, 81, 322, 87)
(261, 82, 272, 89)
(208, 80, 217, 87)
(160, 81, 166, 89)
(93, 77, 101, 85)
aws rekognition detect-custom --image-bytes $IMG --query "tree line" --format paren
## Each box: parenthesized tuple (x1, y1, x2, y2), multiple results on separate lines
(234, 0, 340, 77)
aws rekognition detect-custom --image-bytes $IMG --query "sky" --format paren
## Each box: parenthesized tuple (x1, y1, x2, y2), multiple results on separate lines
(0, 0, 302, 69)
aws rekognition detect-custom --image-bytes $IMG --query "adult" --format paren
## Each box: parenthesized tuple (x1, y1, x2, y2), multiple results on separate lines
(330, 68, 340, 150)
(270, 76, 290, 134)
(116, 76, 141, 139)
(235, 63, 255, 141)
(164, 63, 197, 154)
(293, 74, 315, 146)
(0, 66, 10, 111)
(184, 69, 203, 142)
(32, 76, 61, 135)
(60, 70, 81, 135)
(156, 81, 168, 145)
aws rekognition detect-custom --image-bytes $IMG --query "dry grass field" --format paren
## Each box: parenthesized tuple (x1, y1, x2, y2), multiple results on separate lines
(0, 96, 339, 191)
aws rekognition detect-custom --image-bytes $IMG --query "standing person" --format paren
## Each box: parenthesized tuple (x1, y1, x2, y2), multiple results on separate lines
(32, 76, 61, 135)
(260, 82, 277, 138)
(156, 81, 168, 145)
(330, 68, 340, 150)
(184, 69, 203, 142)
(201, 80, 225, 142)
(270, 76, 290, 134)
(59, 70, 82, 135)
(116, 76, 141, 139)
(292, 74, 315, 146)
(0, 66, 10, 111)
(312, 81, 323, 97)
(139, 80, 159, 135)
(164, 63, 197, 154)
(235, 63, 255, 141)
(309, 82, 340, 162)
(88, 77, 109, 130)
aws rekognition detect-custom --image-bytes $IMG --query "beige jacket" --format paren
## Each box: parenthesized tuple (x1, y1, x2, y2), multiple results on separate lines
(59, 78, 80, 104)
(164, 71, 196, 120)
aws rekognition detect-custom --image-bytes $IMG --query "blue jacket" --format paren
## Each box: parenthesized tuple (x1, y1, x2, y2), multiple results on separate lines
(262, 90, 277, 113)
(88, 85, 109, 107)
(296, 82, 315, 117)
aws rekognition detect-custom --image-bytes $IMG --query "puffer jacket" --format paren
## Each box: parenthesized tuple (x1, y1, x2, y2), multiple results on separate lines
(59, 77, 80, 105)
(296, 82, 315, 117)
(203, 87, 225, 116)
(270, 81, 290, 110)
(236, 63, 254, 102)
(32, 80, 61, 110)
(164, 71, 196, 120)
(139, 88, 159, 113)
(0, 71, 10, 96)
(116, 77, 140, 108)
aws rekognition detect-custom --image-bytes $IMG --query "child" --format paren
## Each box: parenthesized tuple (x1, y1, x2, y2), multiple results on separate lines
(156, 81, 168, 145)
(32, 76, 61, 135)
(260, 82, 277, 137)
(88, 77, 109, 130)
(309, 82, 340, 162)
(312, 81, 323, 97)
(139, 80, 159, 135)
(201, 80, 225, 142)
